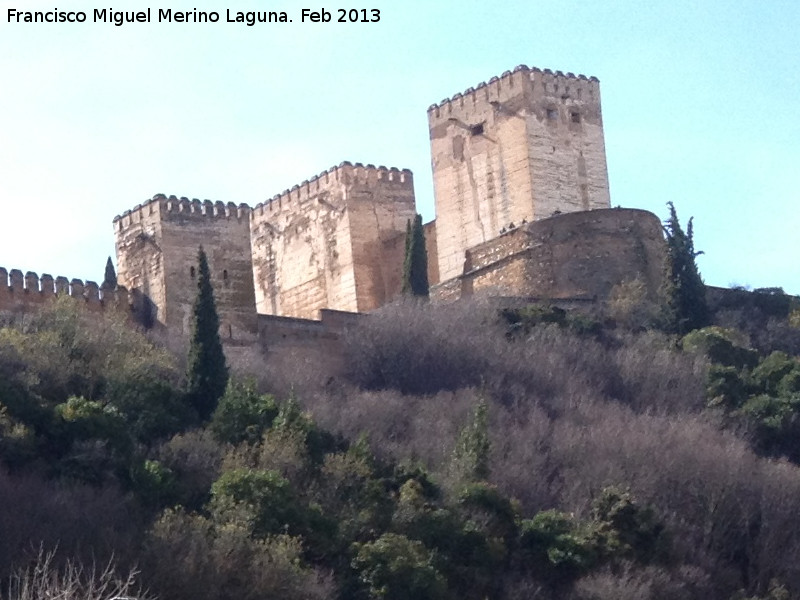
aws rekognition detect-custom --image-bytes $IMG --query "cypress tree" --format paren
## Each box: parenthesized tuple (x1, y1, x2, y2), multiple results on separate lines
(186, 246, 228, 421)
(453, 398, 490, 481)
(102, 256, 117, 290)
(402, 214, 429, 297)
(661, 202, 709, 335)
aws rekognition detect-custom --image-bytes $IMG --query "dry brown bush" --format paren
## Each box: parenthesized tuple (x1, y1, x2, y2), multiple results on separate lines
(342, 300, 503, 395)
(143, 508, 333, 600)
(302, 386, 476, 469)
(339, 300, 707, 416)
(0, 469, 143, 579)
(2, 547, 151, 600)
(611, 331, 708, 414)
(156, 429, 224, 509)
(571, 564, 712, 600)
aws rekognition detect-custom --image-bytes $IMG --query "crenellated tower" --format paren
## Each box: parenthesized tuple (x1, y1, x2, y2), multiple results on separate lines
(113, 196, 258, 341)
(428, 65, 611, 282)
(250, 161, 415, 319)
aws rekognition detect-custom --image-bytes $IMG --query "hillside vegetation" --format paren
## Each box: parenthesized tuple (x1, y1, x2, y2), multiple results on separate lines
(1, 287, 800, 600)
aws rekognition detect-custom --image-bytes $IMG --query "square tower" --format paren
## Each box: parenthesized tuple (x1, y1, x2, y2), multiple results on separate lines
(428, 65, 611, 282)
(113, 196, 258, 341)
(250, 162, 416, 319)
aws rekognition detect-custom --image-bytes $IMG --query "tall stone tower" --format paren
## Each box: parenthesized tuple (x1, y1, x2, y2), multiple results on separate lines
(250, 162, 415, 319)
(113, 195, 258, 341)
(428, 65, 611, 282)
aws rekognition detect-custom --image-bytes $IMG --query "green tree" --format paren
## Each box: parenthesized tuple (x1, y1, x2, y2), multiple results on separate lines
(102, 256, 117, 290)
(402, 214, 429, 297)
(452, 398, 490, 482)
(660, 202, 709, 335)
(517, 510, 597, 583)
(352, 533, 448, 600)
(186, 247, 228, 421)
(590, 486, 667, 564)
(209, 379, 278, 445)
(210, 468, 301, 537)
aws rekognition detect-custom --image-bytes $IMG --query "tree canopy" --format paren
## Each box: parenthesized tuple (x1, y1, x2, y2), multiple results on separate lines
(102, 256, 117, 290)
(402, 214, 429, 298)
(660, 202, 709, 335)
(186, 247, 228, 421)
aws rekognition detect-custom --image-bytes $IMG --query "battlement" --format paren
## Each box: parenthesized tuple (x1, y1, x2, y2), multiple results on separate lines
(252, 161, 414, 218)
(0, 266, 133, 312)
(113, 194, 251, 232)
(427, 64, 600, 122)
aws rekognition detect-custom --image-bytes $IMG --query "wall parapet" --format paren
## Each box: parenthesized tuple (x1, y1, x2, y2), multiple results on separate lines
(0, 265, 133, 310)
(252, 161, 414, 218)
(427, 64, 600, 121)
(113, 194, 251, 232)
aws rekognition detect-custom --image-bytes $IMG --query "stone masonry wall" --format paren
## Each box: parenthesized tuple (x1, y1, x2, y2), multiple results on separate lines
(250, 162, 415, 319)
(432, 208, 664, 303)
(0, 266, 134, 319)
(346, 165, 416, 311)
(114, 196, 257, 341)
(428, 65, 611, 283)
(423, 220, 439, 286)
(113, 197, 166, 325)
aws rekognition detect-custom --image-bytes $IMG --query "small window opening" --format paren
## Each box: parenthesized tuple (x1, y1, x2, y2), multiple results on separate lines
(571, 111, 581, 123)
(546, 108, 558, 120)
(228, 324, 233, 339)
(190, 266, 195, 278)
(470, 123, 484, 136)
(223, 269, 228, 280)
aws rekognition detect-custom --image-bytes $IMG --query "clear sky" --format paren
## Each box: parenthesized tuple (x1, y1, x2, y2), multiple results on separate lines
(1, 0, 798, 295)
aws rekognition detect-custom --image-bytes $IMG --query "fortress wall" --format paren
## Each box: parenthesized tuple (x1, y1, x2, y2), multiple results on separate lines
(257, 308, 360, 348)
(251, 162, 415, 319)
(431, 209, 664, 302)
(0, 266, 133, 318)
(114, 196, 257, 340)
(256, 308, 361, 373)
(428, 65, 610, 283)
(429, 276, 462, 304)
(523, 209, 663, 300)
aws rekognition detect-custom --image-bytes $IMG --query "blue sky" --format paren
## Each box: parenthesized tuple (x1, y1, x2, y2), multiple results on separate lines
(1, 0, 798, 295)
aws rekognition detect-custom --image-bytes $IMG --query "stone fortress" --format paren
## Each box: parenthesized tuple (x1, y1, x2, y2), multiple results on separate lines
(0, 65, 666, 346)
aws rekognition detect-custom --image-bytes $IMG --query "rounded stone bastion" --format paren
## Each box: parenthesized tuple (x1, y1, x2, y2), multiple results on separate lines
(436, 208, 666, 303)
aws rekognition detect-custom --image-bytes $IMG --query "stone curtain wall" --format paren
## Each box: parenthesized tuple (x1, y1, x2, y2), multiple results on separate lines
(250, 162, 415, 319)
(431, 208, 664, 303)
(0, 267, 135, 317)
(428, 65, 611, 283)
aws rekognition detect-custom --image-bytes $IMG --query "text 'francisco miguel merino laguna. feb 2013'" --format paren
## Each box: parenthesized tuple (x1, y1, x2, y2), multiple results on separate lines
(6, 8, 383, 26)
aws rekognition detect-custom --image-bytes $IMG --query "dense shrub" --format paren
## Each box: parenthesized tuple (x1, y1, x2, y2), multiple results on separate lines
(4, 296, 800, 599)
(343, 301, 500, 394)
(144, 508, 332, 600)
(0, 469, 144, 579)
